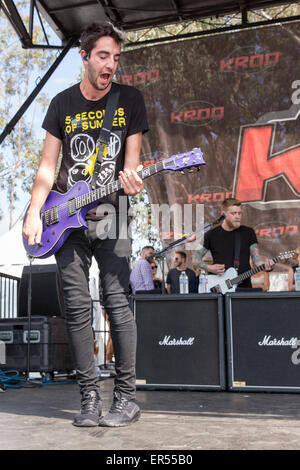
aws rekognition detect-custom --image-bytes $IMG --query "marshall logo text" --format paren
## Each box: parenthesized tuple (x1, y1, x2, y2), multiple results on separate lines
(258, 335, 298, 347)
(159, 336, 195, 346)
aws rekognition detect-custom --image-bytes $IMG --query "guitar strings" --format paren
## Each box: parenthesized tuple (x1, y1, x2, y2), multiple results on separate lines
(44, 161, 167, 216)
(43, 152, 202, 217)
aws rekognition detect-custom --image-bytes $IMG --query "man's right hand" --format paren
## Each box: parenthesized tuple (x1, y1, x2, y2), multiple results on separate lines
(208, 264, 226, 275)
(22, 211, 43, 246)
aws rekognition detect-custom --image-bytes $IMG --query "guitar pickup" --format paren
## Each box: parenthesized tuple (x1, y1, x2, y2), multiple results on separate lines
(44, 205, 59, 225)
(68, 198, 77, 216)
(210, 285, 220, 293)
(51, 206, 59, 224)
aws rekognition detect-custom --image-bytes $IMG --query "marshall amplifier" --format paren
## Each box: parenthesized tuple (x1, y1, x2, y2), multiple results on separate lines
(133, 294, 226, 390)
(225, 291, 300, 392)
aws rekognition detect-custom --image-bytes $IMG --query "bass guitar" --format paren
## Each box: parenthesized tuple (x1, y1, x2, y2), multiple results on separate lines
(207, 250, 296, 294)
(23, 148, 205, 259)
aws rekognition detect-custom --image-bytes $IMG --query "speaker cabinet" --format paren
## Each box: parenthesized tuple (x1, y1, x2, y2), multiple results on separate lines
(18, 264, 63, 317)
(226, 291, 300, 392)
(133, 294, 226, 390)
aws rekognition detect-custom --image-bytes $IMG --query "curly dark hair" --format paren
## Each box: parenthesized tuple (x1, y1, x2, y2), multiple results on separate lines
(80, 21, 125, 56)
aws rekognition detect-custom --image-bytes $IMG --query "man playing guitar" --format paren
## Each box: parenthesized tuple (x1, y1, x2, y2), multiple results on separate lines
(196, 198, 274, 291)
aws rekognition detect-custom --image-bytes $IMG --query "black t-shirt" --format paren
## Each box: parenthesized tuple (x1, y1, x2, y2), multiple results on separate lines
(204, 225, 257, 288)
(166, 268, 196, 294)
(42, 82, 148, 218)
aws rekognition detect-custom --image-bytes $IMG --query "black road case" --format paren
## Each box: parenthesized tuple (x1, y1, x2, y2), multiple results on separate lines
(0, 316, 74, 373)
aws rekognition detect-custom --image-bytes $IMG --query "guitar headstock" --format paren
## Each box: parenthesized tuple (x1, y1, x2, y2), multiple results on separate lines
(164, 148, 205, 173)
(278, 250, 297, 263)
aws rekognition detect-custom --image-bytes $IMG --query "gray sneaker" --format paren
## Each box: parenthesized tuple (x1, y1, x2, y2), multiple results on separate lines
(99, 391, 140, 427)
(73, 390, 102, 427)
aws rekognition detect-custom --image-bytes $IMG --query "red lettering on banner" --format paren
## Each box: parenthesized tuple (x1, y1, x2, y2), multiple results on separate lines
(286, 225, 298, 235)
(265, 52, 280, 66)
(120, 75, 132, 85)
(260, 228, 272, 238)
(171, 107, 224, 123)
(171, 111, 183, 123)
(220, 52, 280, 72)
(273, 226, 284, 237)
(213, 193, 225, 201)
(200, 194, 212, 203)
(184, 110, 197, 121)
(187, 191, 232, 203)
(198, 108, 210, 120)
(212, 107, 224, 119)
(117, 69, 160, 86)
(249, 55, 264, 68)
(220, 58, 235, 71)
(255, 225, 298, 238)
(188, 195, 199, 203)
(147, 70, 160, 82)
(234, 125, 300, 202)
(134, 71, 146, 86)
(235, 56, 249, 70)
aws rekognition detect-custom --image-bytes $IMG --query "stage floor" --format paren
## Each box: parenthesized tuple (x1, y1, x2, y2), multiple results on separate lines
(1, 377, 300, 450)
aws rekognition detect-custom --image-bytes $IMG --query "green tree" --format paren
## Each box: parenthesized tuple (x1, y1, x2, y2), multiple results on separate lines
(129, 189, 162, 262)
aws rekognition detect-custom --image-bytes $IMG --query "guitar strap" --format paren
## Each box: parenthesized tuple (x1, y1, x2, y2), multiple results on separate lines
(91, 83, 120, 190)
(234, 230, 241, 271)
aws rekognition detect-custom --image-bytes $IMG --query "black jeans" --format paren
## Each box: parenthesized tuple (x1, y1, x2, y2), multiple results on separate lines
(55, 219, 136, 400)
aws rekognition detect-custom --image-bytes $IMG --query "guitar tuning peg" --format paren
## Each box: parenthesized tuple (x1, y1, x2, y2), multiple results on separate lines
(188, 169, 194, 173)
(197, 166, 201, 171)
(180, 170, 185, 175)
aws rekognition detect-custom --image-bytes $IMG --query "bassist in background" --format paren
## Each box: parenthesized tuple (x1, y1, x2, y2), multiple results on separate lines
(23, 22, 148, 428)
(196, 198, 274, 290)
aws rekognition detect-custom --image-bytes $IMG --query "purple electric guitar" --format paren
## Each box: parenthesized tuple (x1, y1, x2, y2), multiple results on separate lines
(23, 148, 205, 258)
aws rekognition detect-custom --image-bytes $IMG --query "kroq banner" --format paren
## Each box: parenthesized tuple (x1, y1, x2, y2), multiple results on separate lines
(119, 22, 300, 259)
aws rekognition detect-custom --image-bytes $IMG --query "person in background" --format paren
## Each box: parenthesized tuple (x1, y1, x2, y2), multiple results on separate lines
(288, 249, 300, 291)
(166, 251, 195, 294)
(130, 246, 155, 294)
(150, 262, 163, 292)
(196, 198, 274, 289)
(250, 259, 270, 291)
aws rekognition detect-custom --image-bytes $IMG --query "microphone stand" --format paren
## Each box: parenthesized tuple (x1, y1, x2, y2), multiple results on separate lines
(150, 214, 225, 294)
(23, 255, 42, 388)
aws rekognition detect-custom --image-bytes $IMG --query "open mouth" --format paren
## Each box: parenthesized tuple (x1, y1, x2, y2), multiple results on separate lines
(101, 73, 110, 81)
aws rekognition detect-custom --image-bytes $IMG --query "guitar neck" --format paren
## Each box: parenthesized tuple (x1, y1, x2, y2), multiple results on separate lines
(231, 256, 279, 286)
(75, 160, 166, 209)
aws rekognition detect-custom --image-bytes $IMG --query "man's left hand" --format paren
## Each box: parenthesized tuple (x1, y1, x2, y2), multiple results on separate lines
(119, 165, 144, 196)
